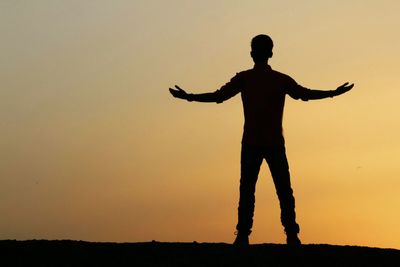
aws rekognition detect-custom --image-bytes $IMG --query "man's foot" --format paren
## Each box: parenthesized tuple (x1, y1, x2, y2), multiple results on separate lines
(286, 234, 301, 246)
(233, 232, 249, 246)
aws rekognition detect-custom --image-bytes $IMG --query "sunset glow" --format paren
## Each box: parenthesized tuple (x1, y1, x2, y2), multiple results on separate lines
(1, 1, 400, 249)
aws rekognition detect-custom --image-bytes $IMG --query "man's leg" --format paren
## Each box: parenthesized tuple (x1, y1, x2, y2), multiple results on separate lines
(235, 144, 263, 245)
(265, 146, 301, 245)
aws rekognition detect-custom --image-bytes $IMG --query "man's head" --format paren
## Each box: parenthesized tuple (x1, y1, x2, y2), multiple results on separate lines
(251, 34, 273, 63)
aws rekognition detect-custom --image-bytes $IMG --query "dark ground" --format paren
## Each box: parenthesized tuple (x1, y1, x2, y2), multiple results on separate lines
(1, 240, 399, 267)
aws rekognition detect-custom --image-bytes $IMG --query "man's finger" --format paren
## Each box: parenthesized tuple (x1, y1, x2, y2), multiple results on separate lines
(169, 88, 181, 97)
(177, 87, 187, 94)
(343, 84, 354, 91)
(340, 82, 349, 87)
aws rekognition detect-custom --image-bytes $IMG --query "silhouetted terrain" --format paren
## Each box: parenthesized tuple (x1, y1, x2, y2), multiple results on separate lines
(1, 240, 399, 266)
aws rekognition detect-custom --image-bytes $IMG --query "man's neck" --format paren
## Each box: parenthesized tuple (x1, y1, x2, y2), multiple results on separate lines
(253, 62, 270, 69)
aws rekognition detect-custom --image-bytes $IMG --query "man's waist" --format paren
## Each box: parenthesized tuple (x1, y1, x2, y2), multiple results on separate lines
(241, 131, 285, 147)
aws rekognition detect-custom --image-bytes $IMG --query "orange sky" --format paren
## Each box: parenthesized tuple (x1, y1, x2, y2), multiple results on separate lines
(1, 1, 399, 249)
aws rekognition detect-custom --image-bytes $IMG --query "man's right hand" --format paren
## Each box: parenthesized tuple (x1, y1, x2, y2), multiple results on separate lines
(335, 82, 354, 96)
(169, 85, 190, 100)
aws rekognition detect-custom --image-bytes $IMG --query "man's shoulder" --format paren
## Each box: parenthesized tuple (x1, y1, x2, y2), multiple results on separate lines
(236, 68, 292, 79)
(269, 68, 294, 80)
(228, 69, 251, 82)
(238, 67, 294, 82)
(236, 69, 252, 76)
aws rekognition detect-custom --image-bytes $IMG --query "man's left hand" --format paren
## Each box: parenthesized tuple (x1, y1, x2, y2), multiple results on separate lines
(169, 85, 190, 100)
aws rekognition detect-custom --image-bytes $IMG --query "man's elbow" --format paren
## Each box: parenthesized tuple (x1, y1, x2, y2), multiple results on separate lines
(215, 93, 227, 104)
(290, 94, 309, 101)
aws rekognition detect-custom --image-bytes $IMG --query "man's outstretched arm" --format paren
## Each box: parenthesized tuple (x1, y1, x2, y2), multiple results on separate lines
(169, 75, 242, 103)
(307, 82, 354, 100)
(290, 82, 354, 101)
(169, 85, 220, 102)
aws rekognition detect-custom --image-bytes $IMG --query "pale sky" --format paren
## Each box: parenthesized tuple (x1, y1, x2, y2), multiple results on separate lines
(1, 1, 399, 249)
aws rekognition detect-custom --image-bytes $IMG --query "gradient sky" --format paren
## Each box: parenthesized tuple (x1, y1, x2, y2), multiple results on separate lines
(1, 1, 400, 249)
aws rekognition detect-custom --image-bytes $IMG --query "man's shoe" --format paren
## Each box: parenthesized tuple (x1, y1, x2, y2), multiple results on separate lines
(233, 232, 249, 246)
(286, 234, 301, 246)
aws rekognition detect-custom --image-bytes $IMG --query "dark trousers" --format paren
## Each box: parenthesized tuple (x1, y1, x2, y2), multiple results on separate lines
(236, 143, 300, 235)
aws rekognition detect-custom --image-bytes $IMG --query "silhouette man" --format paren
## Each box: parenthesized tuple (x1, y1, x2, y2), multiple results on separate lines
(169, 34, 353, 246)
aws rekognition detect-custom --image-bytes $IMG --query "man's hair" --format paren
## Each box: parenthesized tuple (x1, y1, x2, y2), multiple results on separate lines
(251, 34, 273, 62)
